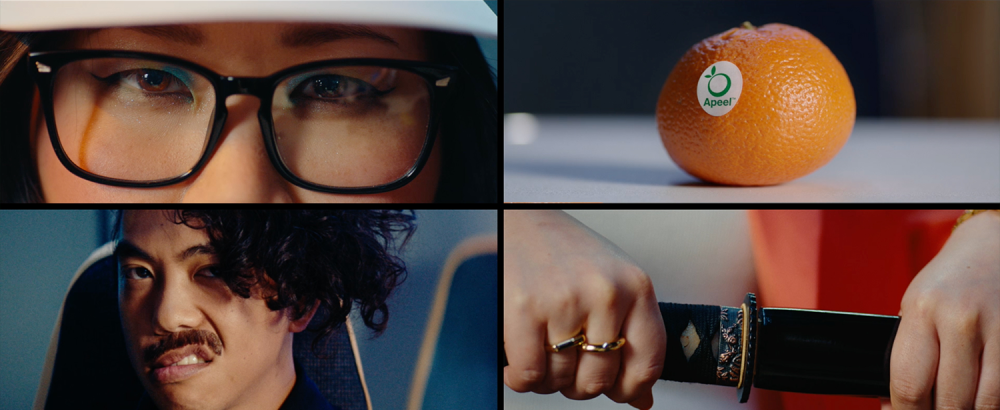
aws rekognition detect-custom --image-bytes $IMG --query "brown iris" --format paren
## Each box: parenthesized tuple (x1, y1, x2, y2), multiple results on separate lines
(137, 70, 172, 92)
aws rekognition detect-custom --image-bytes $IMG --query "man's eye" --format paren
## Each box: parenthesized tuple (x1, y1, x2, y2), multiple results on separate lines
(123, 267, 153, 280)
(198, 267, 219, 278)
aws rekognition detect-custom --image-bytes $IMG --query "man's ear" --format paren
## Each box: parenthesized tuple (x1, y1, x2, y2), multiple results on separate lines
(289, 300, 321, 333)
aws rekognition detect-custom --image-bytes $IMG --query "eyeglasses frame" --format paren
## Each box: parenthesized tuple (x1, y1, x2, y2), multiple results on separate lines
(27, 49, 458, 194)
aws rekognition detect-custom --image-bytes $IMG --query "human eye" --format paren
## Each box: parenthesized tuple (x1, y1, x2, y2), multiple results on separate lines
(197, 266, 219, 279)
(121, 266, 154, 280)
(291, 74, 385, 103)
(96, 67, 194, 101)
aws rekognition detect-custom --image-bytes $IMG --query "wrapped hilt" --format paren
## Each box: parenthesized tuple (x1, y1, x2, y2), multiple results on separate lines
(503, 292, 901, 402)
(658, 292, 757, 404)
(658, 302, 735, 385)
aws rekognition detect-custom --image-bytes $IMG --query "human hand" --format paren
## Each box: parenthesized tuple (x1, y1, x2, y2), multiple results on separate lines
(885, 211, 1000, 410)
(503, 210, 666, 409)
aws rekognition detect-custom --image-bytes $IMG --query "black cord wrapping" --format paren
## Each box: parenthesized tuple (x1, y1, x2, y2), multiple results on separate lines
(658, 302, 721, 385)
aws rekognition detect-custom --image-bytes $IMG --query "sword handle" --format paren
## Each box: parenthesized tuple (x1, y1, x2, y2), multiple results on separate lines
(657, 302, 737, 386)
(657, 292, 757, 403)
(502, 293, 898, 400)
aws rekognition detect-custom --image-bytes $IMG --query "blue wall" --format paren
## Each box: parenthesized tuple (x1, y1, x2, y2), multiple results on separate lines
(353, 210, 497, 409)
(0, 211, 102, 410)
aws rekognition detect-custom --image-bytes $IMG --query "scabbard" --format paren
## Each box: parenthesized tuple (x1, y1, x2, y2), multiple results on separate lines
(502, 293, 901, 403)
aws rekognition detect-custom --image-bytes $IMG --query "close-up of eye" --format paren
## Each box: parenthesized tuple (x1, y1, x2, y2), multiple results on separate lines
(290, 74, 384, 104)
(0, 0, 497, 203)
(121, 266, 153, 280)
(107, 68, 192, 98)
(197, 266, 219, 278)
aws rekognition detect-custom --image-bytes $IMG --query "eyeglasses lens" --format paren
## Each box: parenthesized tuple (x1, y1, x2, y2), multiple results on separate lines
(50, 59, 432, 188)
(271, 66, 431, 188)
(52, 58, 215, 182)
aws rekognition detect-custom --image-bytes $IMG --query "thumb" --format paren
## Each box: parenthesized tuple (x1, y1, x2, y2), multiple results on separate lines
(879, 397, 893, 410)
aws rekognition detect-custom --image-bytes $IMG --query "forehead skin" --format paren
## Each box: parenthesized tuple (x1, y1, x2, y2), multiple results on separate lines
(121, 210, 206, 256)
(72, 23, 428, 77)
(33, 23, 441, 203)
(119, 210, 296, 409)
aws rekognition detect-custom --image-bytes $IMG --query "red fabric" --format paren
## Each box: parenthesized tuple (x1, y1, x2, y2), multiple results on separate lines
(747, 210, 962, 410)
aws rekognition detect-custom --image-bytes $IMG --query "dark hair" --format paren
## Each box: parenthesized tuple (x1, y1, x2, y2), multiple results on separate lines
(0, 28, 496, 203)
(116, 210, 416, 349)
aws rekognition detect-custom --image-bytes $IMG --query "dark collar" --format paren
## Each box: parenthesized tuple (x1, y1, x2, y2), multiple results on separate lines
(136, 361, 336, 410)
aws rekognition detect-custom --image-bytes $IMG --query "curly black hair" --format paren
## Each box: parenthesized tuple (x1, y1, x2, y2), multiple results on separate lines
(116, 210, 415, 349)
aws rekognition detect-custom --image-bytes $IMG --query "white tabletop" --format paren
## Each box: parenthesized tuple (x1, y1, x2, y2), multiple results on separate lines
(503, 116, 1000, 203)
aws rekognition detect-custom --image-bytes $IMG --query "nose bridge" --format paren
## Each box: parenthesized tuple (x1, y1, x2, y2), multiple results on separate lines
(181, 79, 293, 202)
(153, 269, 201, 332)
(219, 76, 271, 98)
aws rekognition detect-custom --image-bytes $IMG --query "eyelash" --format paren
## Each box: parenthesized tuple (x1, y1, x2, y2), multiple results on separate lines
(95, 69, 194, 101)
(200, 267, 219, 278)
(121, 266, 153, 280)
(289, 74, 393, 105)
(119, 266, 219, 280)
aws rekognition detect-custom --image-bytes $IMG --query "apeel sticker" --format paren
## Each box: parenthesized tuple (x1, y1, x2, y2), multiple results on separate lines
(697, 61, 743, 116)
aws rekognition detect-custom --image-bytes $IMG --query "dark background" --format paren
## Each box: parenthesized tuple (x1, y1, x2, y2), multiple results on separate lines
(503, 0, 1000, 118)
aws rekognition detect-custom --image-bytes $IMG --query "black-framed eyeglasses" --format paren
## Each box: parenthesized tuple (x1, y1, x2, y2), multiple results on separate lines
(28, 50, 457, 194)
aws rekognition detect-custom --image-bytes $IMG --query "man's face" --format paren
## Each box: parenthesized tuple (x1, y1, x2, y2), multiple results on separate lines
(118, 210, 295, 409)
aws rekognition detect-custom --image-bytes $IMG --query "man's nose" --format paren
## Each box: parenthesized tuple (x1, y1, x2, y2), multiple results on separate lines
(181, 95, 295, 203)
(152, 273, 203, 334)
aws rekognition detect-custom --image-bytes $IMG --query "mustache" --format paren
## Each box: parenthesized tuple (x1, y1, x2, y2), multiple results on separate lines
(143, 329, 223, 365)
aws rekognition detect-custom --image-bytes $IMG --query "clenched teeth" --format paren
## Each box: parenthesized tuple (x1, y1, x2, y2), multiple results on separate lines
(172, 354, 207, 366)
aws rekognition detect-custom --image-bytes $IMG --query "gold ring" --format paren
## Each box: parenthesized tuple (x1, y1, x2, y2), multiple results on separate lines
(547, 334, 587, 352)
(580, 337, 626, 352)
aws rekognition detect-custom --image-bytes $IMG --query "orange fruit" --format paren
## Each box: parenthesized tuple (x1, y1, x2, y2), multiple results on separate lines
(656, 22, 856, 186)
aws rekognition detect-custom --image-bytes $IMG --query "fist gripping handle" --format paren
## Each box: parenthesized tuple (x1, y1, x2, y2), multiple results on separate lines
(504, 293, 899, 402)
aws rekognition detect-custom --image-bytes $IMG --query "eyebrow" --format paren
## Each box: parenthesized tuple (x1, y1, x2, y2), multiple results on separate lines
(116, 24, 400, 48)
(115, 240, 215, 262)
(126, 25, 206, 46)
(115, 240, 152, 261)
(179, 244, 216, 260)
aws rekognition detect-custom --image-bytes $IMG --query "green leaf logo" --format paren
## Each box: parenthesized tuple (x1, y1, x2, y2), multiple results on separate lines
(698, 61, 743, 116)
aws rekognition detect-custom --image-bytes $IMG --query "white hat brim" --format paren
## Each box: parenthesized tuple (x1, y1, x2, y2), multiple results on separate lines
(0, 0, 498, 38)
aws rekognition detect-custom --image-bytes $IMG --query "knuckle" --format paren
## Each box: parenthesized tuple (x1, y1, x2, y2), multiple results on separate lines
(581, 379, 614, 396)
(612, 385, 652, 405)
(635, 364, 664, 387)
(550, 287, 578, 313)
(903, 290, 942, 317)
(890, 378, 927, 406)
(630, 269, 655, 298)
(529, 385, 557, 395)
(590, 277, 619, 309)
(936, 396, 970, 410)
(560, 386, 599, 401)
(976, 392, 1000, 410)
(548, 373, 575, 392)
(515, 369, 544, 389)
(948, 307, 981, 335)
(605, 391, 632, 404)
